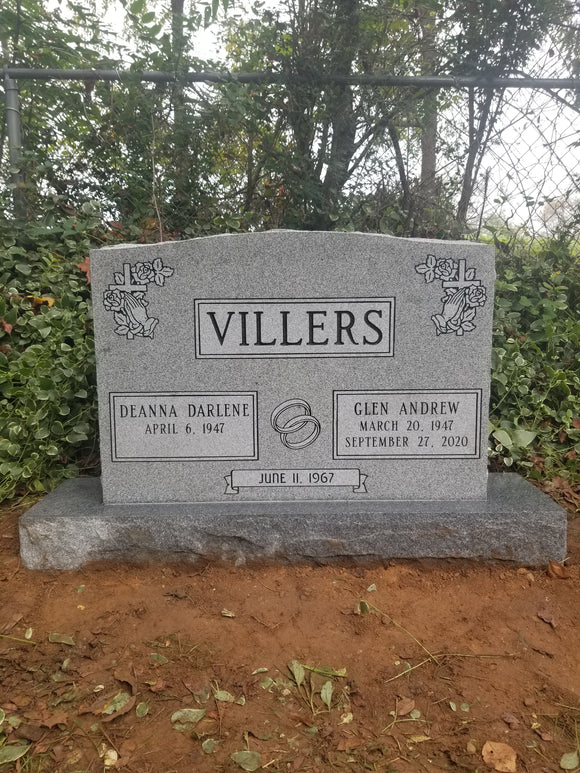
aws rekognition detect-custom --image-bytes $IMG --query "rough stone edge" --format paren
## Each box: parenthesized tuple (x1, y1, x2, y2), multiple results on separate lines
(19, 474, 567, 569)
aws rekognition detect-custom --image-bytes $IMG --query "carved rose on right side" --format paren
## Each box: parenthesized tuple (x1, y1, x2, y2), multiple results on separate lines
(415, 255, 488, 337)
(466, 285, 487, 307)
(131, 261, 155, 284)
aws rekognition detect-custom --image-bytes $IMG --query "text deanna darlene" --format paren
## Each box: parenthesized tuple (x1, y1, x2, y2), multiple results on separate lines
(117, 401, 252, 419)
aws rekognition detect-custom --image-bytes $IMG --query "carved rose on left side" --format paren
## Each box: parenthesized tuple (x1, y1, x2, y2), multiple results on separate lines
(103, 259, 174, 341)
(434, 257, 457, 281)
(103, 288, 124, 312)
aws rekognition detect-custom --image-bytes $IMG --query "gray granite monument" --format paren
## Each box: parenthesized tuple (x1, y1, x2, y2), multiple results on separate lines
(19, 231, 567, 568)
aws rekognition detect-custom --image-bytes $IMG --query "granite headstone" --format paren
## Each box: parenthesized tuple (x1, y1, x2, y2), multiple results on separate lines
(19, 231, 567, 568)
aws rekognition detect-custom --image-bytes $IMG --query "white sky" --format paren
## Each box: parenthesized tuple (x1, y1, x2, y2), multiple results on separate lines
(99, 0, 267, 62)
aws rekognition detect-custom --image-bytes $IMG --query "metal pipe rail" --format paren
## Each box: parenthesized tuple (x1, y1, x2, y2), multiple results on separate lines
(3, 67, 580, 89)
(2, 65, 578, 217)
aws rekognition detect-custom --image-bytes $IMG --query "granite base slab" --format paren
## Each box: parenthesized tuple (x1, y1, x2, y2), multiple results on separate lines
(19, 474, 567, 569)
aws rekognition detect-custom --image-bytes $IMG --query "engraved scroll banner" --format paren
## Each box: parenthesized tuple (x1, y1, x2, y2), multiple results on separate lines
(224, 469, 368, 495)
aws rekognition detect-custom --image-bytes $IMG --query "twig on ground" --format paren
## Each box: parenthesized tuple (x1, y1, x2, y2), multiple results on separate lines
(0, 633, 36, 644)
(99, 721, 121, 755)
(251, 615, 280, 630)
(363, 600, 440, 665)
(384, 657, 432, 683)
(384, 651, 516, 684)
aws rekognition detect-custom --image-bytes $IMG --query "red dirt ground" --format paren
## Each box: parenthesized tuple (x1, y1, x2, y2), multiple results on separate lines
(1, 490, 579, 773)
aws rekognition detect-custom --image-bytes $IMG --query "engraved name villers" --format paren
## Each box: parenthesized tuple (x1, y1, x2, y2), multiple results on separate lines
(194, 298, 396, 358)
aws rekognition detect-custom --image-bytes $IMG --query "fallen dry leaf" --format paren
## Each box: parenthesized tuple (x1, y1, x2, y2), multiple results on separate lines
(25, 295, 55, 308)
(396, 696, 415, 716)
(547, 561, 570, 580)
(14, 723, 43, 742)
(321, 724, 334, 738)
(336, 736, 366, 751)
(103, 748, 118, 768)
(550, 476, 571, 490)
(40, 712, 69, 729)
(482, 740, 517, 772)
(545, 476, 580, 510)
(80, 690, 135, 721)
(101, 695, 136, 723)
(48, 632, 75, 646)
(537, 609, 557, 628)
(501, 712, 520, 728)
(77, 256, 90, 283)
(9, 694, 31, 709)
(113, 668, 138, 694)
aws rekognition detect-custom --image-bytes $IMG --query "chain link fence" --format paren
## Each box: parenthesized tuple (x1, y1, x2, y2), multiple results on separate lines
(462, 44, 580, 241)
(2, 64, 579, 245)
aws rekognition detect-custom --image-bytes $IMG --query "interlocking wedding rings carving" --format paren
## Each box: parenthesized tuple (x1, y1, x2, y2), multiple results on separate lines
(270, 398, 321, 450)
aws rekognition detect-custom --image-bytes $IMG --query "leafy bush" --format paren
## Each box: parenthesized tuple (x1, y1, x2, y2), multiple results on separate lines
(490, 233, 580, 482)
(0, 211, 102, 501)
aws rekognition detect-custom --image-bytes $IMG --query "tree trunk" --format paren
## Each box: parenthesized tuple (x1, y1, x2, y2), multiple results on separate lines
(420, 91, 437, 201)
(417, 5, 438, 220)
(171, 0, 189, 221)
(456, 88, 494, 227)
(317, 0, 359, 228)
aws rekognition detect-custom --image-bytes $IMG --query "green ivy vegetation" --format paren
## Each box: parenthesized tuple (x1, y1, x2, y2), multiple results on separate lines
(0, 217, 579, 503)
(490, 233, 580, 481)
(0, 208, 105, 502)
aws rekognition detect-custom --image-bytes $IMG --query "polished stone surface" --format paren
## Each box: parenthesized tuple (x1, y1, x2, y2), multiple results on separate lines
(91, 232, 495, 503)
(19, 475, 567, 569)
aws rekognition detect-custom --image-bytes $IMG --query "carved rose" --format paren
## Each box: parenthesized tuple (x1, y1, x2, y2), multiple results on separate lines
(434, 258, 457, 281)
(104, 260, 173, 340)
(103, 288, 124, 311)
(132, 261, 154, 284)
(415, 257, 487, 336)
(466, 285, 487, 307)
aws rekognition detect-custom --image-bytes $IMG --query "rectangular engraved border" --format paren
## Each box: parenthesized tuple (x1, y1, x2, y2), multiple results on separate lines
(109, 391, 259, 462)
(333, 389, 482, 460)
(194, 298, 395, 358)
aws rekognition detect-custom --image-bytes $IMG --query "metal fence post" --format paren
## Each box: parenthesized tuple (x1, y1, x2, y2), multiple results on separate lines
(3, 68, 25, 218)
